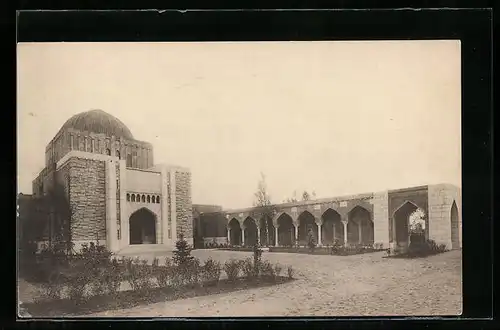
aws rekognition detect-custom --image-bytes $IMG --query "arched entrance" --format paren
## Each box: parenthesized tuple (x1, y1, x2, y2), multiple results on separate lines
(321, 208, 342, 245)
(259, 215, 275, 246)
(129, 208, 157, 244)
(347, 206, 373, 246)
(450, 201, 460, 249)
(276, 213, 294, 246)
(243, 217, 258, 247)
(298, 211, 317, 246)
(228, 218, 242, 246)
(393, 201, 424, 249)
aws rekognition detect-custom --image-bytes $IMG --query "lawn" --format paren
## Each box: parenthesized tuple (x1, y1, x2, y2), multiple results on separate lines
(19, 249, 462, 317)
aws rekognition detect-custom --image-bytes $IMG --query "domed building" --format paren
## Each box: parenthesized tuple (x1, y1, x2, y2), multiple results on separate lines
(31, 109, 194, 253)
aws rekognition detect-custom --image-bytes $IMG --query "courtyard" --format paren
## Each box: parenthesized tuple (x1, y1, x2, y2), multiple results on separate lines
(18, 248, 462, 317)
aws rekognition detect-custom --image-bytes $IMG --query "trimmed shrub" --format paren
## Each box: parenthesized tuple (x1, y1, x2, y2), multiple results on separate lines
(223, 259, 242, 281)
(241, 258, 255, 280)
(154, 257, 174, 288)
(259, 260, 275, 278)
(201, 258, 221, 286)
(273, 263, 282, 277)
(286, 265, 295, 279)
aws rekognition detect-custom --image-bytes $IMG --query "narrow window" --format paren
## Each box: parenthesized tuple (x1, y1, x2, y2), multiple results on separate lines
(141, 195, 146, 202)
(147, 195, 151, 203)
(156, 196, 160, 203)
(106, 148, 111, 156)
(116, 150, 121, 159)
(127, 193, 130, 201)
(131, 194, 136, 202)
(126, 154, 132, 167)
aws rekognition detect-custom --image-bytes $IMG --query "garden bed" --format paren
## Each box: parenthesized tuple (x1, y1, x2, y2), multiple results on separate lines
(23, 276, 294, 317)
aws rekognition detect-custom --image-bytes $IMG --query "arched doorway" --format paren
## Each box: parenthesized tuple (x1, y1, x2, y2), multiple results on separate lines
(228, 218, 242, 246)
(298, 211, 317, 246)
(348, 206, 373, 246)
(276, 213, 294, 246)
(243, 217, 258, 247)
(321, 208, 342, 246)
(259, 215, 275, 246)
(129, 208, 157, 244)
(450, 201, 460, 249)
(393, 201, 423, 249)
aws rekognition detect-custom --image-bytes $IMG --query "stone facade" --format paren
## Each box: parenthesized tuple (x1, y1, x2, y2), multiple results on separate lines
(175, 170, 193, 243)
(372, 191, 390, 248)
(66, 157, 107, 243)
(428, 184, 462, 249)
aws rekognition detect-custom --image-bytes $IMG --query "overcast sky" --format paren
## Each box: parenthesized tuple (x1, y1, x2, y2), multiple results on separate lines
(17, 41, 461, 209)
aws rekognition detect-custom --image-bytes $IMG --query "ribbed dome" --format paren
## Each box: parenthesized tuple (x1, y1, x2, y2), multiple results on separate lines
(61, 109, 134, 140)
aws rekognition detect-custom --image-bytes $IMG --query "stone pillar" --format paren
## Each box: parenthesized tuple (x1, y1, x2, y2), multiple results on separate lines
(119, 159, 127, 249)
(169, 169, 177, 240)
(161, 167, 170, 246)
(333, 222, 336, 241)
(294, 224, 299, 246)
(227, 228, 231, 244)
(257, 227, 261, 245)
(105, 159, 118, 252)
(275, 226, 279, 247)
(342, 220, 348, 246)
(241, 227, 246, 246)
(317, 223, 322, 246)
(358, 221, 362, 244)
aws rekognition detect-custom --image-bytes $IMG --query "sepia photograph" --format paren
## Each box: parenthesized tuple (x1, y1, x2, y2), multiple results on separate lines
(17, 41, 462, 318)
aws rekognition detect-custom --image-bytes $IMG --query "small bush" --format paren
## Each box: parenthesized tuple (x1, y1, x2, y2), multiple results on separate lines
(224, 259, 242, 281)
(273, 263, 282, 277)
(201, 258, 221, 286)
(259, 260, 275, 278)
(126, 258, 154, 293)
(241, 258, 255, 280)
(154, 257, 174, 288)
(35, 271, 65, 301)
(287, 265, 295, 279)
(173, 234, 194, 267)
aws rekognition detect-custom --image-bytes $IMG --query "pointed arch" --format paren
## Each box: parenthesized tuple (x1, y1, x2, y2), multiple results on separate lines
(321, 208, 342, 245)
(243, 216, 258, 247)
(129, 207, 157, 244)
(450, 200, 460, 249)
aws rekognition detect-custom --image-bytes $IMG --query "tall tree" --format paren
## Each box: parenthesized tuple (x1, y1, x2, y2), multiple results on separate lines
(253, 172, 275, 246)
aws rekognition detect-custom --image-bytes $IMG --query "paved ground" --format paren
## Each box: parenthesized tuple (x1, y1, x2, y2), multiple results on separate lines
(81, 249, 462, 317)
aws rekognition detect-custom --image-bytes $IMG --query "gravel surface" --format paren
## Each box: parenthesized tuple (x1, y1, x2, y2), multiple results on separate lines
(83, 249, 462, 317)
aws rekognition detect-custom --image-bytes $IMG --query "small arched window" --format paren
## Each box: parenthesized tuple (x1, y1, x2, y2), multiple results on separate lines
(106, 149, 111, 156)
(141, 195, 146, 202)
(127, 193, 130, 202)
(156, 196, 160, 203)
(147, 195, 151, 203)
(131, 194, 136, 202)
(116, 150, 121, 159)
(136, 194, 140, 202)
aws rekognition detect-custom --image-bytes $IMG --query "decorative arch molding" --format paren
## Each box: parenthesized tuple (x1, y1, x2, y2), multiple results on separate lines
(272, 211, 293, 227)
(227, 217, 241, 230)
(297, 210, 320, 225)
(243, 216, 259, 229)
(391, 200, 425, 218)
(321, 207, 343, 220)
(127, 203, 161, 221)
(345, 200, 373, 216)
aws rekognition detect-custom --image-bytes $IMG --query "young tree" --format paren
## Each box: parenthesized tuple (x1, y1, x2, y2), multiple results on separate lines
(253, 172, 275, 247)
